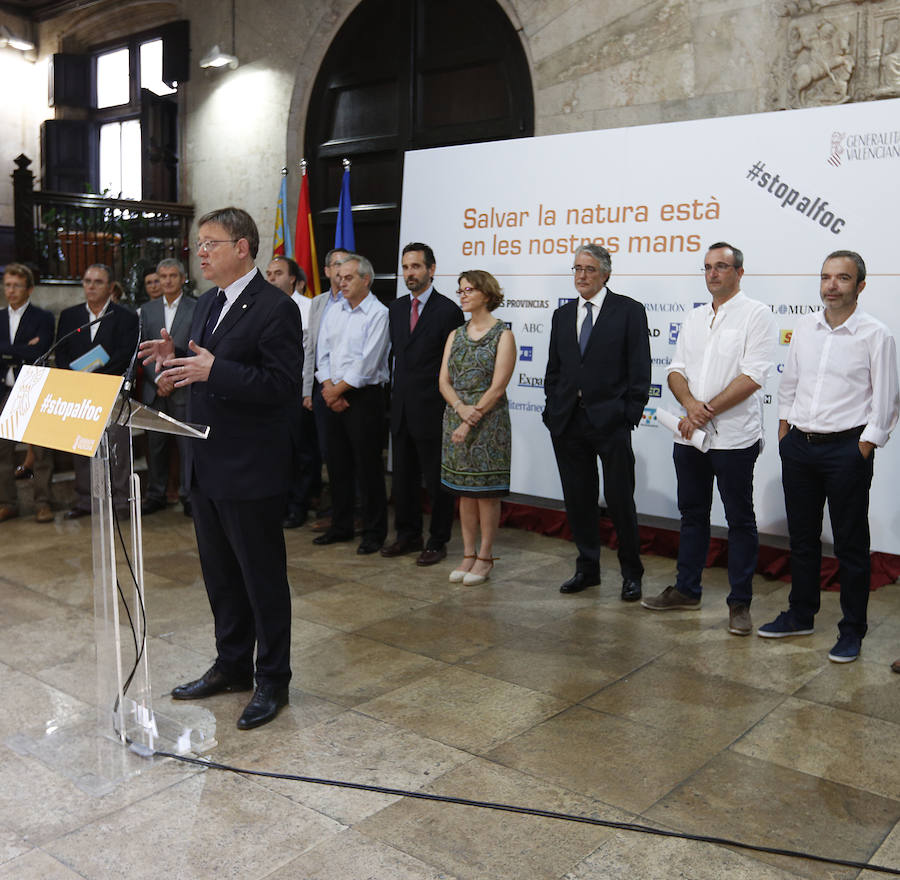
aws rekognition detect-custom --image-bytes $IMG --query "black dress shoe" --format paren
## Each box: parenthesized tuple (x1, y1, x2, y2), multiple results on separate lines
(621, 578, 642, 602)
(171, 666, 253, 700)
(416, 546, 447, 566)
(183, 500, 192, 518)
(559, 572, 600, 594)
(237, 682, 289, 730)
(282, 510, 307, 529)
(141, 497, 166, 515)
(380, 535, 424, 557)
(357, 540, 382, 555)
(312, 531, 353, 545)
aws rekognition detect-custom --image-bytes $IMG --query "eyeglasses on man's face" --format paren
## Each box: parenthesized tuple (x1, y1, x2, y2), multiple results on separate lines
(195, 239, 238, 253)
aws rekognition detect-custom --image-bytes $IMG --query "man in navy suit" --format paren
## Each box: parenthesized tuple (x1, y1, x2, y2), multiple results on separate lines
(55, 263, 139, 518)
(0, 263, 55, 523)
(382, 243, 463, 565)
(140, 207, 301, 730)
(543, 244, 651, 600)
(139, 258, 196, 516)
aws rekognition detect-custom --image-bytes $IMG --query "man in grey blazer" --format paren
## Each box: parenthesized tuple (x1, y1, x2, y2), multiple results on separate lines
(139, 258, 196, 515)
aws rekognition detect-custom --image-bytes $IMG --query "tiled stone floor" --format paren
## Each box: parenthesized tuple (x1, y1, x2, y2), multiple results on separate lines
(1, 505, 899, 879)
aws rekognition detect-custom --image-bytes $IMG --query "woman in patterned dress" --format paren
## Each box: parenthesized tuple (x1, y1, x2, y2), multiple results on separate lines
(439, 270, 516, 585)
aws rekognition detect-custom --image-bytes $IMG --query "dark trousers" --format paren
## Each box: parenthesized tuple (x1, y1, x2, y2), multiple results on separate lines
(312, 382, 329, 462)
(286, 400, 322, 517)
(325, 384, 387, 544)
(191, 486, 292, 685)
(73, 423, 131, 512)
(673, 440, 760, 605)
(391, 418, 454, 549)
(551, 410, 643, 581)
(0, 386, 52, 507)
(145, 393, 189, 503)
(780, 427, 873, 639)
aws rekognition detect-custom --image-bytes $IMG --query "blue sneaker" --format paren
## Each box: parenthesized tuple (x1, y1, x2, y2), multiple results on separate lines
(828, 634, 861, 663)
(757, 610, 814, 638)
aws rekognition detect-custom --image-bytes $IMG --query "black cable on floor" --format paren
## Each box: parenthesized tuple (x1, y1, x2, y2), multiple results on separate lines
(149, 749, 900, 876)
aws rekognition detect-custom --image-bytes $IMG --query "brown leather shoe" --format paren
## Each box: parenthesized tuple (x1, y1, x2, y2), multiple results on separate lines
(892, 658, 900, 674)
(381, 535, 424, 557)
(416, 546, 447, 566)
(0, 505, 19, 523)
(35, 505, 54, 523)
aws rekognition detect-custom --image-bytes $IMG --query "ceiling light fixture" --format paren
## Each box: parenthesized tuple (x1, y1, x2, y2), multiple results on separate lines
(199, 0, 238, 70)
(0, 24, 35, 52)
(199, 45, 238, 69)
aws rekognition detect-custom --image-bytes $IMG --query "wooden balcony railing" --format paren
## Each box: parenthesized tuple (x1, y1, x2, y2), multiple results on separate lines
(12, 154, 194, 299)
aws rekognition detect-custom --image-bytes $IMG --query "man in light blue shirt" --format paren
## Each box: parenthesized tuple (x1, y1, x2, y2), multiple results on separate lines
(313, 253, 390, 554)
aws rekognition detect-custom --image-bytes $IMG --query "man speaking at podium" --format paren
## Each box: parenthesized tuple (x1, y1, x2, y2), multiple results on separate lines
(140, 207, 302, 730)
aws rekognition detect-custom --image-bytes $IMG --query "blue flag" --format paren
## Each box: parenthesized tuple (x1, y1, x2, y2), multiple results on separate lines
(335, 166, 355, 251)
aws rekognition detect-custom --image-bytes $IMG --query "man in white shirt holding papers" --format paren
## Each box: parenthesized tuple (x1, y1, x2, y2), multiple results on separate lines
(642, 242, 775, 636)
(759, 250, 899, 663)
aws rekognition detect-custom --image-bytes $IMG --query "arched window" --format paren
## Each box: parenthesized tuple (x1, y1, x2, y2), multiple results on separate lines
(305, 0, 533, 298)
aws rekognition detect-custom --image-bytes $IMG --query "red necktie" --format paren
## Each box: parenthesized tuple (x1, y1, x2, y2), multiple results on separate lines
(410, 296, 420, 332)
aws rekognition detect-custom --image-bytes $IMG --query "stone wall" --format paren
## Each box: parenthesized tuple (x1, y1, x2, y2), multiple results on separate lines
(3, 0, 897, 277)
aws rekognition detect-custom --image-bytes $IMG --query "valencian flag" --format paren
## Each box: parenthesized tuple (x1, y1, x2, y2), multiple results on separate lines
(273, 171, 292, 258)
(335, 160, 355, 251)
(294, 161, 321, 296)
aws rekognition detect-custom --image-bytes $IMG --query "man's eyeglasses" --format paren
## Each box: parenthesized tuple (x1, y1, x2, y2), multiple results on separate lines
(196, 239, 238, 253)
(703, 262, 735, 273)
(572, 265, 599, 275)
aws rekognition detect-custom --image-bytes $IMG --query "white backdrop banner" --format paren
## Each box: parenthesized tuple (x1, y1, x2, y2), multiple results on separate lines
(397, 99, 900, 552)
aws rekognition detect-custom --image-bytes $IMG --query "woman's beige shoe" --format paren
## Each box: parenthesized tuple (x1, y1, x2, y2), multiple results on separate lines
(449, 554, 476, 583)
(463, 555, 495, 586)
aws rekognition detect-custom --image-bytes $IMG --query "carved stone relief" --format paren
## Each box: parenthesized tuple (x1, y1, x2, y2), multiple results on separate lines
(775, 0, 900, 108)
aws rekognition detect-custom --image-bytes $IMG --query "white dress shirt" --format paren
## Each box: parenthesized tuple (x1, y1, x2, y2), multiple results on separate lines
(5, 302, 28, 386)
(163, 293, 182, 334)
(316, 292, 390, 389)
(668, 291, 775, 450)
(291, 290, 311, 347)
(86, 298, 111, 341)
(314, 290, 345, 374)
(778, 307, 899, 447)
(212, 267, 257, 333)
(576, 288, 607, 339)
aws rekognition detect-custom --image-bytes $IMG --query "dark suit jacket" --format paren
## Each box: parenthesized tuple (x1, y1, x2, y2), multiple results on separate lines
(543, 288, 651, 436)
(0, 302, 55, 380)
(388, 290, 464, 438)
(55, 300, 139, 376)
(139, 295, 197, 407)
(185, 270, 302, 500)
